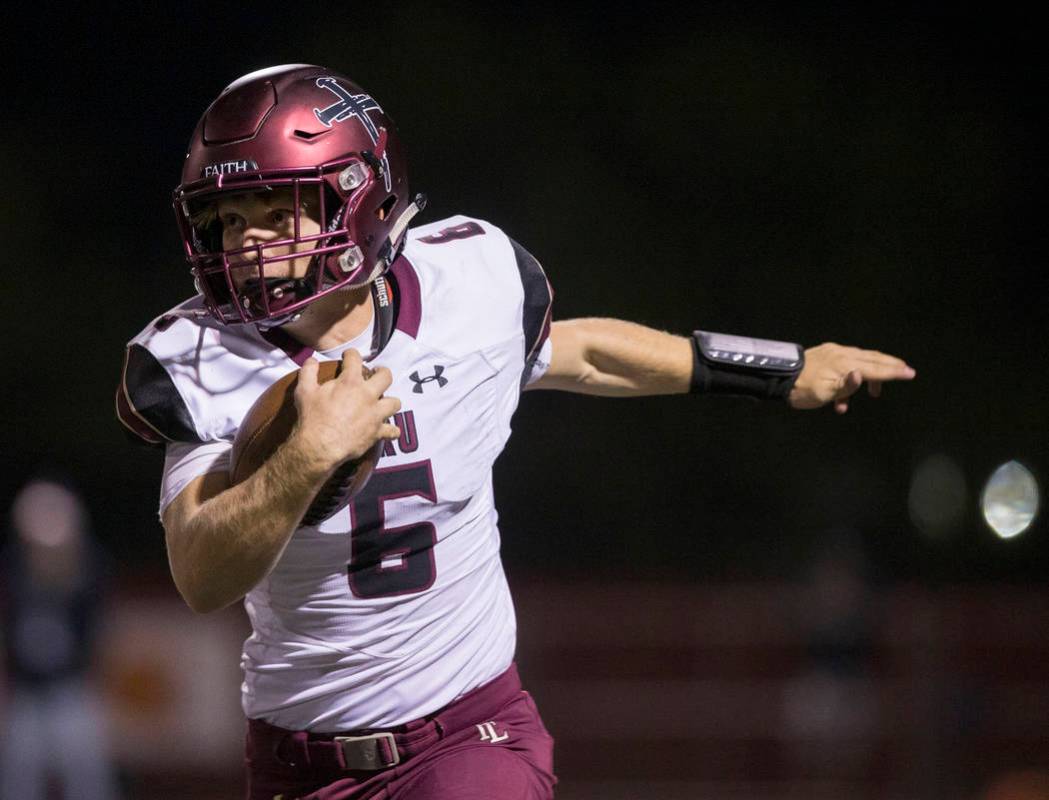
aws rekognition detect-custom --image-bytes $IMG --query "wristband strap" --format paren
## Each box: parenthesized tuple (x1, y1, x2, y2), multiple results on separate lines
(689, 331, 804, 401)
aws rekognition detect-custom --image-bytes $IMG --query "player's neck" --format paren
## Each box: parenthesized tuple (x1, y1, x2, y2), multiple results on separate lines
(281, 285, 374, 351)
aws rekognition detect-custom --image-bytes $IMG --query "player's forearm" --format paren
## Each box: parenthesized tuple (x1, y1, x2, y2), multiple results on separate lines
(169, 432, 333, 613)
(537, 318, 693, 396)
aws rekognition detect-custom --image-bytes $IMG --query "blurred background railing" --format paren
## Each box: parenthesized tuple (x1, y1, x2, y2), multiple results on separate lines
(15, 575, 1039, 800)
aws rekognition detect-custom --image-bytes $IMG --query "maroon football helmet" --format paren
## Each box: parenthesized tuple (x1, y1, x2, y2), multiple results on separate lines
(173, 64, 425, 325)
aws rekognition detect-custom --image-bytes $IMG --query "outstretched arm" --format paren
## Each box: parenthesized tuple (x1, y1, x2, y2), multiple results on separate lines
(527, 318, 916, 412)
(526, 318, 693, 396)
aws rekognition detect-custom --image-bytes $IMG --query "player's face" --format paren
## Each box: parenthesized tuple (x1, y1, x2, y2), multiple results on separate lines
(214, 188, 322, 284)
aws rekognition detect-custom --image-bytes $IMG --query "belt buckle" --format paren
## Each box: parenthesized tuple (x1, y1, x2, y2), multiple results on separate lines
(334, 731, 401, 771)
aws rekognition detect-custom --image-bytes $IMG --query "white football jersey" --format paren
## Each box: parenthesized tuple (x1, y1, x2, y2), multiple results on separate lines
(117, 216, 553, 731)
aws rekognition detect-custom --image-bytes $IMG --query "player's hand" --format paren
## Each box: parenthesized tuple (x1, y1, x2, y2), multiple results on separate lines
(787, 343, 916, 414)
(292, 350, 402, 468)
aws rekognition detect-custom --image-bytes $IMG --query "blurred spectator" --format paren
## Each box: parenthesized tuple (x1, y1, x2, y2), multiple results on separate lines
(0, 474, 121, 800)
(780, 528, 880, 783)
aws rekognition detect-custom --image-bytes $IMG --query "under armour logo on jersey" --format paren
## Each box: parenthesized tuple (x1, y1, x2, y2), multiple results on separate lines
(476, 721, 509, 743)
(409, 366, 447, 393)
(313, 78, 392, 192)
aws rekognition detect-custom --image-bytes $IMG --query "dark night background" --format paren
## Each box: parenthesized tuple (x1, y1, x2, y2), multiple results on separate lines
(5, 3, 1041, 583)
(1, 4, 1047, 797)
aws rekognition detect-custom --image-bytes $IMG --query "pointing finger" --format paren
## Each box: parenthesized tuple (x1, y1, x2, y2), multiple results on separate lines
(839, 346, 916, 377)
(850, 347, 911, 366)
(850, 361, 916, 382)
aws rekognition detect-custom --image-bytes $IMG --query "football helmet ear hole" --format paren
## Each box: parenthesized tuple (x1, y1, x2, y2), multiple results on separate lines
(375, 194, 398, 221)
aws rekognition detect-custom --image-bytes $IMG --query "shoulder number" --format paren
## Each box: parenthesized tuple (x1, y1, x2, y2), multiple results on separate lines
(417, 221, 485, 244)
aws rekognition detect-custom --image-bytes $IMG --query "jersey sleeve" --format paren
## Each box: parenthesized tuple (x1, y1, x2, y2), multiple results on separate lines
(159, 440, 232, 517)
(116, 342, 203, 447)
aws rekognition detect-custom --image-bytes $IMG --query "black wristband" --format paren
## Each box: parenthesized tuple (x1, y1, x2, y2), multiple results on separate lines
(689, 331, 803, 401)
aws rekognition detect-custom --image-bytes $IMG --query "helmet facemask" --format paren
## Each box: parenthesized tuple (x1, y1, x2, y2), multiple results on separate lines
(175, 160, 398, 326)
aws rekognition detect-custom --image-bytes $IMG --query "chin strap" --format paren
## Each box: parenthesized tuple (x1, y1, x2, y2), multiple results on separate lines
(367, 274, 395, 360)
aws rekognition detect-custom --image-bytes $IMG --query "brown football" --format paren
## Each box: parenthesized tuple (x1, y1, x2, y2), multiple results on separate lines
(230, 361, 383, 527)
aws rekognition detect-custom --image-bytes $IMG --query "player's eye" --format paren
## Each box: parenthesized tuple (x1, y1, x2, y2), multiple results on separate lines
(222, 213, 246, 230)
(269, 209, 293, 227)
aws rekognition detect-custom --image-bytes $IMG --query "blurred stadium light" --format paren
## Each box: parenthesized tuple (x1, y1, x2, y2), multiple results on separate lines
(982, 461, 1040, 540)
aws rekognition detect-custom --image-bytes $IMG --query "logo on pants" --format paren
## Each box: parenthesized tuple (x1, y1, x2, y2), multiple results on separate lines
(476, 721, 509, 743)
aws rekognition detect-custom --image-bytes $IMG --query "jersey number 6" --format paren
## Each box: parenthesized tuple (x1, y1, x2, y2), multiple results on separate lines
(346, 461, 438, 599)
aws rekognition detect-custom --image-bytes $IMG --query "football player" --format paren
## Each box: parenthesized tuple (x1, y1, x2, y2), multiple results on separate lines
(117, 65, 915, 800)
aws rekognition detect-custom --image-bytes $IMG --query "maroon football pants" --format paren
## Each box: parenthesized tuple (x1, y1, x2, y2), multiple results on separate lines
(245, 664, 556, 799)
